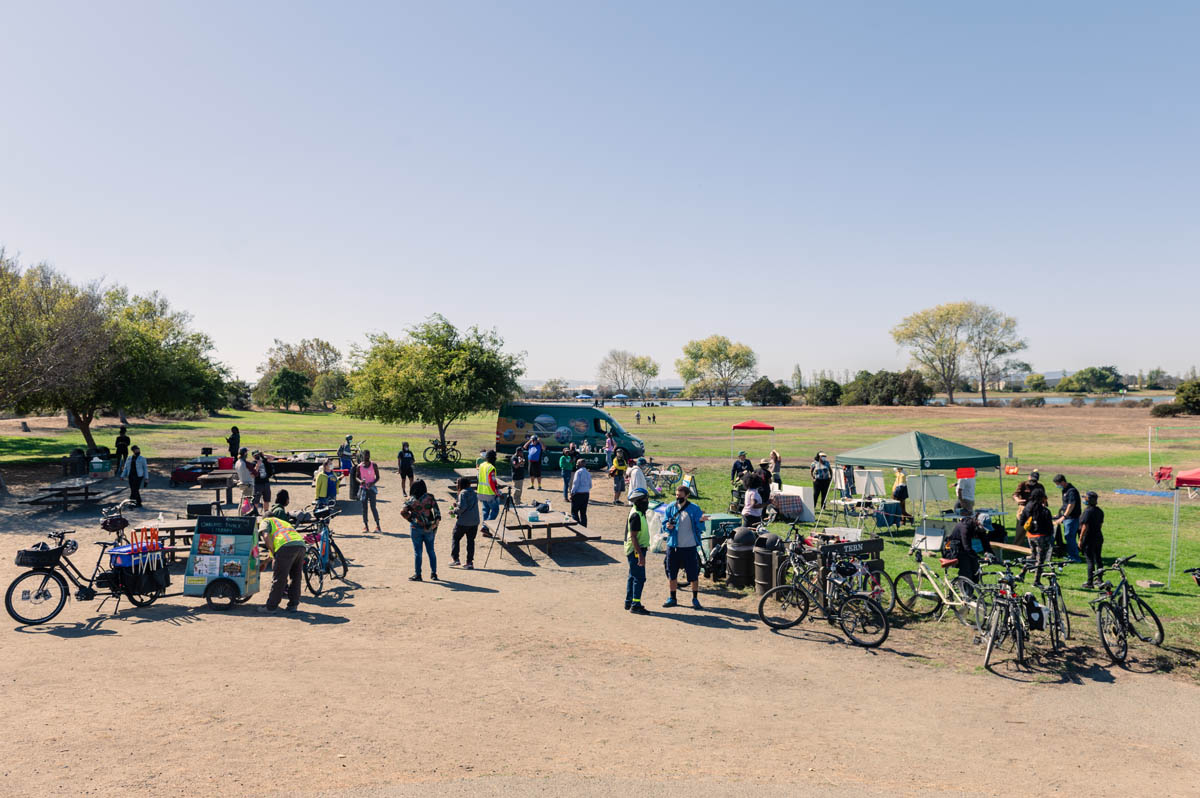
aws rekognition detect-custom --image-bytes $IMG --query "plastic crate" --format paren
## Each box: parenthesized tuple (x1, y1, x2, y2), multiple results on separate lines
(108, 543, 164, 569)
(15, 546, 63, 568)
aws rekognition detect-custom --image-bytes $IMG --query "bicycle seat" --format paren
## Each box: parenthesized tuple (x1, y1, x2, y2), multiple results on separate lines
(939, 558, 959, 568)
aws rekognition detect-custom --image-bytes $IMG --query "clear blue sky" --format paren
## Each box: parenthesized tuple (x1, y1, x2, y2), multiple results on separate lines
(2, 1, 1197, 384)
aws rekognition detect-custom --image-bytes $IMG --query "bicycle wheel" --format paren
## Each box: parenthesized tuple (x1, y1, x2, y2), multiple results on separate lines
(446, 447, 462, 464)
(950, 576, 980, 628)
(422, 446, 439, 464)
(329, 540, 349, 580)
(5, 570, 68, 625)
(894, 570, 942, 616)
(1055, 590, 1071, 642)
(303, 548, 325, 596)
(973, 588, 995, 632)
(667, 464, 684, 484)
(1013, 615, 1026, 666)
(125, 588, 161, 607)
(1097, 602, 1127, 663)
(1128, 596, 1164, 646)
(758, 584, 809, 629)
(1046, 598, 1061, 652)
(854, 570, 896, 615)
(838, 595, 889, 647)
(983, 605, 1003, 668)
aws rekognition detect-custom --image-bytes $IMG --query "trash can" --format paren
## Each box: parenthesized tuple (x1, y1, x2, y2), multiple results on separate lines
(753, 532, 785, 595)
(726, 527, 758, 589)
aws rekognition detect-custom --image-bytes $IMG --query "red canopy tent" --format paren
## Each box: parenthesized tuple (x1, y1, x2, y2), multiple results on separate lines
(731, 419, 775, 457)
(1163, 467, 1200, 586)
(1174, 467, 1200, 487)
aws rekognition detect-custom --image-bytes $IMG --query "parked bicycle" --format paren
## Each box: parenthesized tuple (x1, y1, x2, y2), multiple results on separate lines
(757, 549, 890, 648)
(644, 459, 684, 496)
(299, 504, 348, 596)
(978, 557, 1033, 668)
(894, 545, 990, 630)
(1090, 554, 1164, 664)
(1037, 560, 1072, 652)
(1184, 566, 1200, 588)
(5, 501, 167, 624)
(422, 438, 462, 464)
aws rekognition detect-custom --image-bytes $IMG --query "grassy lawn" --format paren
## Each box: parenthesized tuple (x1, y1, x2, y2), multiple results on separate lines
(4, 403, 1199, 661)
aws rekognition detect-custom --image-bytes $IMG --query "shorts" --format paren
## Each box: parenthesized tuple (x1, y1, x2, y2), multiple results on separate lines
(529, 460, 542, 479)
(253, 480, 271, 503)
(399, 464, 414, 478)
(613, 474, 626, 492)
(665, 546, 701, 583)
(892, 485, 908, 501)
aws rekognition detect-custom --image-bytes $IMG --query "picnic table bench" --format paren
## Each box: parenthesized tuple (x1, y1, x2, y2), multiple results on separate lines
(498, 509, 600, 555)
(18, 477, 124, 512)
(197, 470, 236, 505)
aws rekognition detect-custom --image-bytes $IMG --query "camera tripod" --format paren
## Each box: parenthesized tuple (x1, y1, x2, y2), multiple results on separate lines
(483, 486, 517, 567)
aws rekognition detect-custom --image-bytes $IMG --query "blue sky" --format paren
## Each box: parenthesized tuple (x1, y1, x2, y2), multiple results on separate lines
(2, 1, 1197, 383)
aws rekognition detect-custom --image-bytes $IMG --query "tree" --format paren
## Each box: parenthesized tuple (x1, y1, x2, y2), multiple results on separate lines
(1025, 373, 1048, 392)
(891, 302, 972, 404)
(1145, 368, 1168, 390)
(790, 364, 805, 392)
(745, 376, 792, 406)
(1057, 366, 1124, 393)
(313, 370, 350, 408)
(1173, 381, 1200, 414)
(807, 378, 842, 406)
(269, 367, 312, 411)
(597, 350, 634, 394)
(629, 356, 660, 399)
(963, 303, 1026, 405)
(259, 338, 341, 382)
(675, 335, 757, 405)
(540, 378, 568, 400)
(224, 380, 253, 410)
(346, 314, 524, 453)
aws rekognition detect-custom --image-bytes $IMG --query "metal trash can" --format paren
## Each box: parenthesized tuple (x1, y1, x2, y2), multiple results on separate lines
(753, 532, 785, 595)
(726, 527, 758, 589)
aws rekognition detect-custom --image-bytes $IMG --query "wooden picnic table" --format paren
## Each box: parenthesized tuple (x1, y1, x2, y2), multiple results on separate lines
(198, 470, 236, 505)
(500, 509, 600, 555)
(20, 476, 122, 512)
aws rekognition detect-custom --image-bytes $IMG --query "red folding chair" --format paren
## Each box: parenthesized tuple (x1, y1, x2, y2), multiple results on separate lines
(1153, 466, 1173, 488)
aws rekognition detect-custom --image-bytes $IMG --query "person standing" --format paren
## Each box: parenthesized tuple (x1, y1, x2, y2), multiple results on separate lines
(257, 516, 306, 613)
(569, 460, 592, 527)
(624, 488, 651, 614)
(651, 413, 656, 424)
(252, 451, 273, 514)
(559, 444, 578, 500)
(769, 450, 782, 490)
(731, 451, 753, 483)
(627, 457, 649, 498)
(120, 445, 148, 507)
(1052, 474, 1084, 563)
(510, 449, 527, 505)
(1018, 486, 1054, 585)
(401, 480, 441, 582)
(314, 458, 339, 508)
(477, 450, 501, 527)
(810, 451, 833, 509)
(225, 426, 240, 459)
(610, 451, 627, 504)
(1078, 491, 1105, 589)
(755, 458, 773, 507)
(233, 448, 255, 510)
(955, 471, 976, 516)
(337, 435, 355, 472)
(604, 432, 616, 470)
(663, 485, 708, 609)
(525, 435, 544, 490)
(839, 463, 857, 499)
(356, 450, 382, 533)
(450, 476, 480, 569)
(635, 410, 641, 425)
(741, 476, 763, 528)
(891, 468, 910, 521)
(396, 442, 416, 496)
(113, 426, 131, 475)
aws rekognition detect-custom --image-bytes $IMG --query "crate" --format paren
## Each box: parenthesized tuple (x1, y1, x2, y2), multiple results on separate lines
(108, 543, 165, 569)
(15, 546, 63, 568)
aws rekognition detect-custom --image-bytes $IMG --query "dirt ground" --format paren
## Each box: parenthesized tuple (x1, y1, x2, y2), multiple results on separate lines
(0, 466, 1198, 798)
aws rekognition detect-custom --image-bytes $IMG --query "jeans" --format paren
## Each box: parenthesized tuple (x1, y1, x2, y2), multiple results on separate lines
(562, 469, 572, 499)
(267, 543, 305, 609)
(570, 492, 589, 527)
(452, 524, 477, 564)
(1061, 517, 1081, 560)
(480, 495, 499, 522)
(410, 526, 438, 576)
(512, 479, 524, 505)
(605, 451, 614, 469)
(1028, 536, 1051, 583)
(360, 485, 380, 527)
(626, 552, 646, 603)
(813, 478, 831, 508)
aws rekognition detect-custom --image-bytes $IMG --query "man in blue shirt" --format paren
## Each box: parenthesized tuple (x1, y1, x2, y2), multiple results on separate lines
(662, 485, 709, 609)
(525, 435, 544, 491)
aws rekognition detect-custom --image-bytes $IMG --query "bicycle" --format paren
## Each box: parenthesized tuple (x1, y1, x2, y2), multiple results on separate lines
(894, 545, 990, 630)
(979, 557, 1032, 668)
(644, 459, 684, 496)
(1090, 554, 1164, 664)
(5, 501, 167, 624)
(422, 438, 461, 464)
(298, 504, 348, 596)
(1183, 566, 1200, 588)
(1037, 561, 1072, 652)
(757, 549, 890, 648)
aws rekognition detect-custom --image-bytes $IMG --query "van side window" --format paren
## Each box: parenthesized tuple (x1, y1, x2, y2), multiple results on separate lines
(593, 419, 607, 434)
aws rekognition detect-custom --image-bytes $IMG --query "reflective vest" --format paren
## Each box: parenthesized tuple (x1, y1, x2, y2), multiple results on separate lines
(261, 517, 305, 554)
(624, 508, 649, 556)
(478, 461, 497, 496)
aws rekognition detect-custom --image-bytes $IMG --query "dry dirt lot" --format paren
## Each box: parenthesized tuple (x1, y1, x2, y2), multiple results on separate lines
(0, 465, 1197, 797)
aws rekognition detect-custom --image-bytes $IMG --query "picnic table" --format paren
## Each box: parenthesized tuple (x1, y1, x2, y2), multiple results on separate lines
(198, 470, 236, 505)
(19, 476, 123, 512)
(499, 509, 600, 555)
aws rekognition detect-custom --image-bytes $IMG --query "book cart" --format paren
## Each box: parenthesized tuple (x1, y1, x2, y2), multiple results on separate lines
(182, 515, 261, 610)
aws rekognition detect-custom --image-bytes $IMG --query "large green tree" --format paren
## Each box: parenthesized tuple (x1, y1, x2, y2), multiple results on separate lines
(270, 367, 313, 411)
(963, 302, 1027, 405)
(892, 301, 972, 404)
(346, 314, 524, 452)
(675, 335, 757, 405)
(629, 356, 660, 399)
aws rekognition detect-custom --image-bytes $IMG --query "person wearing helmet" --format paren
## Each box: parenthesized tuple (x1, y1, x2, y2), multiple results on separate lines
(257, 516, 307, 613)
(624, 488, 651, 614)
(627, 457, 648, 498)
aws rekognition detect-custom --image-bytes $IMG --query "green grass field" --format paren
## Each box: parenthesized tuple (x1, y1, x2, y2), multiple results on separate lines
(5, 404, 1200, 665)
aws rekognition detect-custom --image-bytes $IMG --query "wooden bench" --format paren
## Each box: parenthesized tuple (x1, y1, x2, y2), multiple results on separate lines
(991, 541, 1032, 557)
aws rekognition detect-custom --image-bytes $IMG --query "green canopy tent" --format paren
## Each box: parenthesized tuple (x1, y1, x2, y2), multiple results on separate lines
(836, 431, 1005, 526)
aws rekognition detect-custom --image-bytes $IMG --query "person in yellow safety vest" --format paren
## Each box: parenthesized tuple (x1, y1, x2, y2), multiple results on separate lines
(477, 450, 502, 527)
(314, 458, 339, 508)
(257, 516, 307, 613)
(624, 488, 652, 615)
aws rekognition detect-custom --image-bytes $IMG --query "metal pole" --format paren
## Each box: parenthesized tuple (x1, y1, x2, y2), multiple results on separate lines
(1149, 426, 1154, 477)
(1169, 488, 1180, 588)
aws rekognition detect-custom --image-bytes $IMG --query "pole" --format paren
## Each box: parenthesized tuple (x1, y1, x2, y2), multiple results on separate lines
(1149, 426, 1154, 477)
(1169, 488, 1180, 588)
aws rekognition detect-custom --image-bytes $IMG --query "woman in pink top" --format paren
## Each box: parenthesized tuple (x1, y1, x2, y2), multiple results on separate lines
(356, 449, 382, 533)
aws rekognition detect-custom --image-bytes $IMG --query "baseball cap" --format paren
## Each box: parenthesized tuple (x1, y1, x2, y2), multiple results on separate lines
(636, 457, 647, 465)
